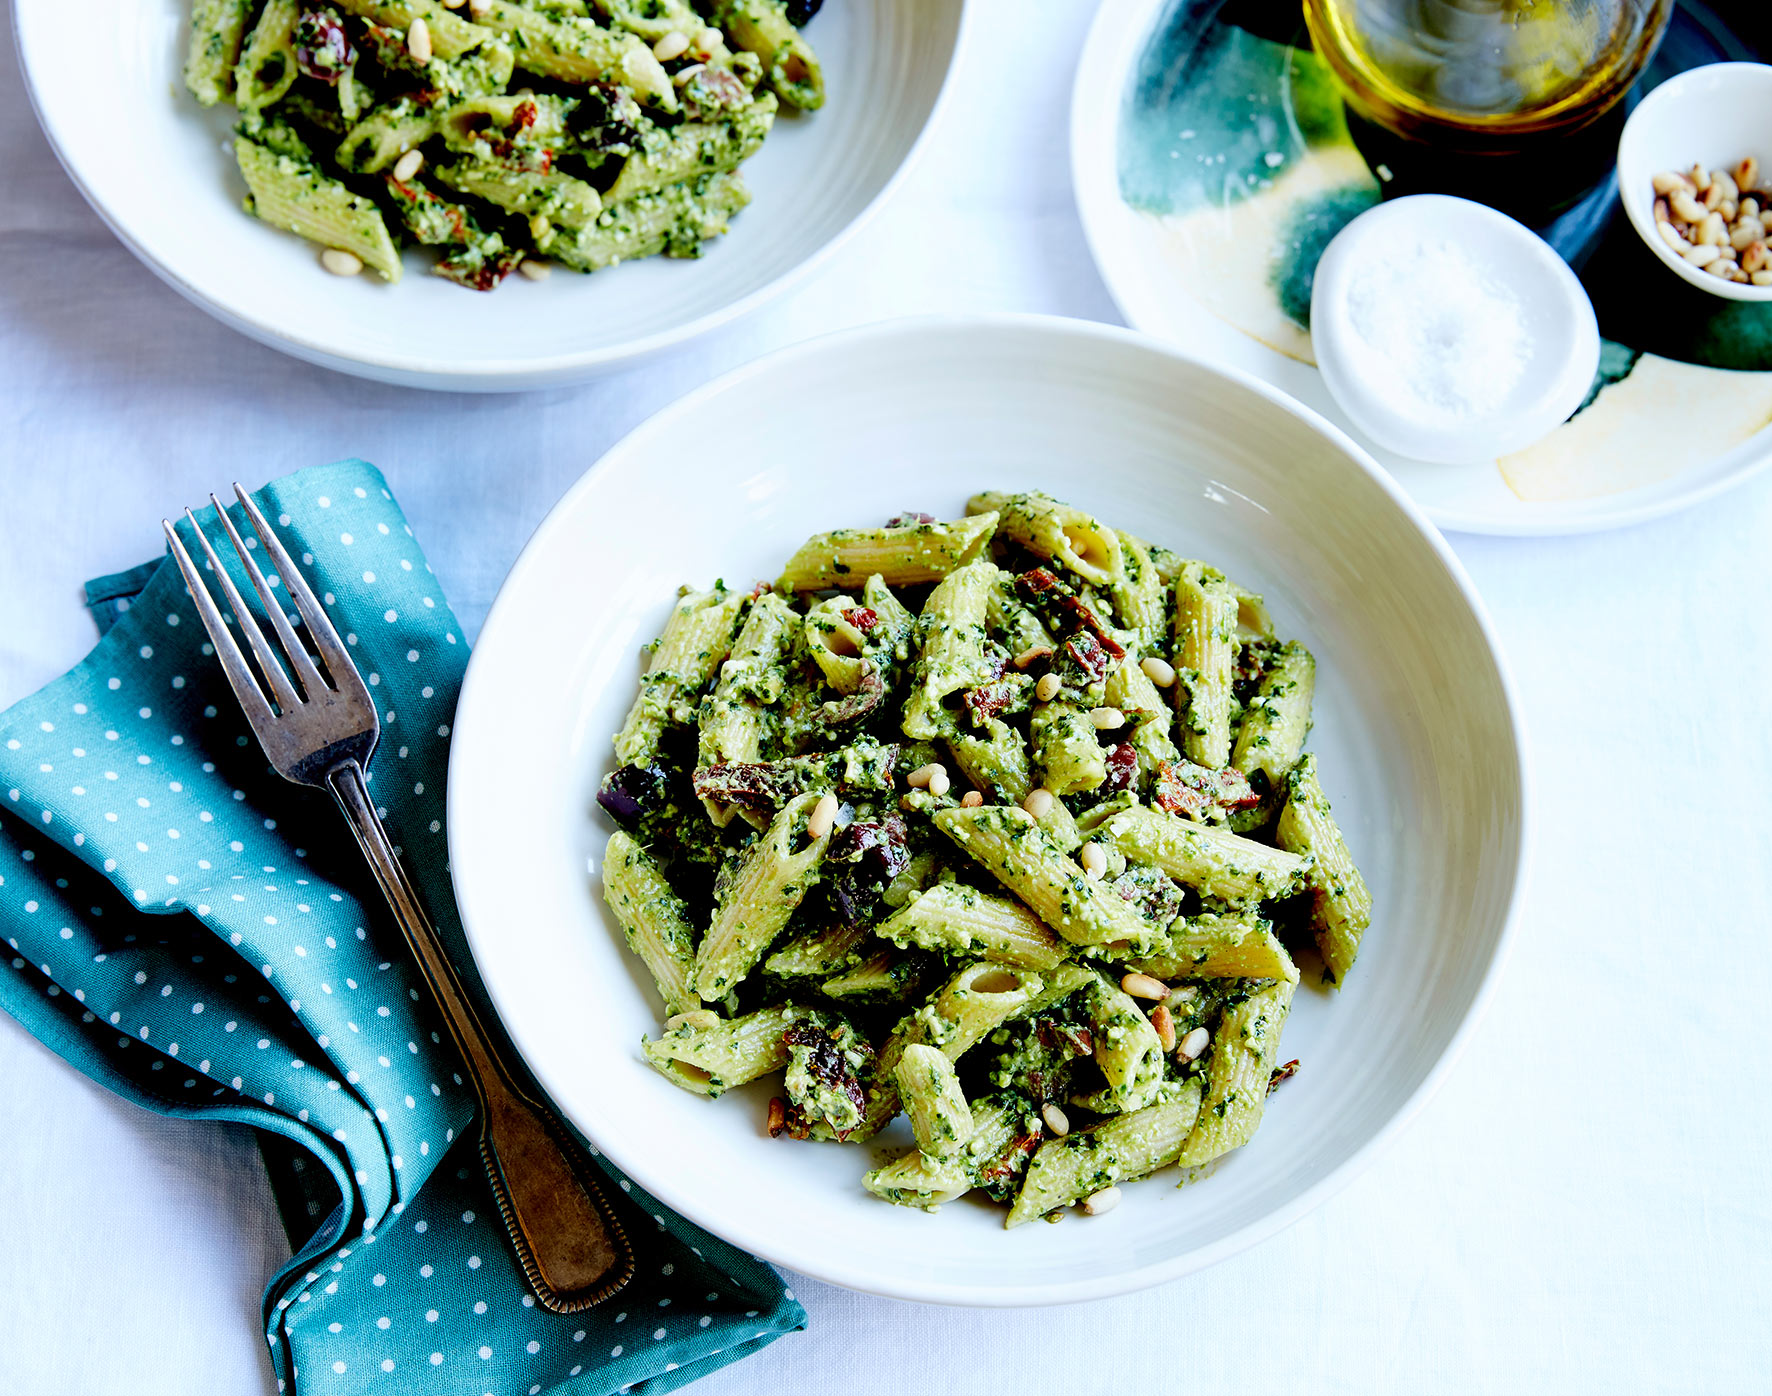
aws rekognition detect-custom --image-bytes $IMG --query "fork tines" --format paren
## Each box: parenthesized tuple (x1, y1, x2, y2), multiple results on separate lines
(162, 484, 369, 725)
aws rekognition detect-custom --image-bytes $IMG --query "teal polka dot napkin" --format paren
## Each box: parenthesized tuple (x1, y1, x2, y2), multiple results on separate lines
(0, 460, 804, 1395)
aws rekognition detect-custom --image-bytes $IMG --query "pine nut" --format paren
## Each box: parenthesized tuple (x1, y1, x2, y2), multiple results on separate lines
(806, 792, 840, 840)
(1041, 1103, 1070, 1137)
(1683, 242, 1722, 266)
(1745, 197, 1761, 220)
(1755, 270, 1772, 287)
(1022, 787, 1055, 819)
(694, 26, 724, 54)
(1721, 199, 1739, 224)
(671, 62, 706, 87)
(407, 16, 432, 63)
(1140, 655, 1176, 687)
(1034, 673, 1061, 702)
(1082, 1186, 1121, 1216)
(666, 1009, 719, 1031)
(1120, 971, 1168, 1000)
(1149, 1003, 1176, 1053)
(927, 766, 951, 797)
(1653, 196, 1671, 226)
(1088, 706, 1125, 729)
(320, 248, 363, 276)
(1747, 242, 1768, 274)
(1740, 158, 1761, 192)
(1651, 170, 1691, 196)
(518, 259, 550, 281)
(1715, 171, 1740, 204)
(1079, 842, 1106, 879)
(467, 0, 490, 13)
(1691, 164, 1712, 192)
(1659, 221, 1689, 251)
(1670, 189, 1705, 223)
(441, 0, 464, 8)
(653, 30, 691, 60)
(529, 213, 551, 242)
(1733, 219, 1765, 250)
(1177, 1026, 1210, 1061)
(766, 1096, 786, 1136)
(393, 148, 425, 182)
(1699, 212, 1727, 246)
(906, 762, 944, 789)
(959, 790, 984, 808)
(1014, 645, 1053, 669)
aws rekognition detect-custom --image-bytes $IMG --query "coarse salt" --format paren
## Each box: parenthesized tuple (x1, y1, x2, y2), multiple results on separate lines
(1342, 238, 1531, 426)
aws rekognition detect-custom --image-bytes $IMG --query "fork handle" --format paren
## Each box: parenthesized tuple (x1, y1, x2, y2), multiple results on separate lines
(326, 760, 629, 1307)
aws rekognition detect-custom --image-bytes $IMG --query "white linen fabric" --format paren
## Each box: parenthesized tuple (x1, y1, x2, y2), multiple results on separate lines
(0, 3, 1767, 1394)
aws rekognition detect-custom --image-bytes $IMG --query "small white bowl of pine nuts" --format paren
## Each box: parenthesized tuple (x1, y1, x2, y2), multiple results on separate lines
(1618, 62, 1772, 301)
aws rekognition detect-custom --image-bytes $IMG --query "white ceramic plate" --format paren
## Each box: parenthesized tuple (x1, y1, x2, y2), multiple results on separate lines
(448, 314, 1529, 1305)
(1071, 0, 1772, 535)
(13, 0, 964, 391)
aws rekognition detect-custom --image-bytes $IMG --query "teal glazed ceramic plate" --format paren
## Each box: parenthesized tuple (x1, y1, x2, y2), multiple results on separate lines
(1073, 0, 1772, 534)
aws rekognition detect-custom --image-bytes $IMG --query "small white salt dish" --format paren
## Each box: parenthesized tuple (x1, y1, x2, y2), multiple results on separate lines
(1311, 195, 1600, 465)
(1617, 61, 1772, 303)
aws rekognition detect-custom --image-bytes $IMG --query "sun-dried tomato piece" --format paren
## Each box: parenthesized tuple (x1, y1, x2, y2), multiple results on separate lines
(974, 1124, 1041, 1200)
(1268, 1059, 1300, 1093)
(1015, 568, 1124, 663)
(1111, 864, 1188, 929)
(1034, 1018, 1094, 1061)
(885, 511, 936, 527)
(817, 661, 885, 728)
(823, 815, 910, 927)
(694, 746, 901, 817)
(683, 64, 752, 115)
(596, 761, 668, 823)
(1013, 566, 1061, 601)
(692, 760, 800, 812)
(781, 1021, 871, 1140)
(962, 678, 1017, 723)
(1102, 742, 1138, 793)
(434, 240, 523, 291)
(1153, 759, 1258, 820)
(842, 606, 879, 633)
(1064, 630, 1117, 684)
(294, 9, 355, 82)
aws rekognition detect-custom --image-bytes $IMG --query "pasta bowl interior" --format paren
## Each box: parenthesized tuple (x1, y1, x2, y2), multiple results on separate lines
(13, 0, 963, 390)
(448, 316, 1528, 1305)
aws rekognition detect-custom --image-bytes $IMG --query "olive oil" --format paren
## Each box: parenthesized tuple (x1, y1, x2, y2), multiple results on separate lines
(1304, 0, 1670, 222)
(1304, 0, 1671, 144)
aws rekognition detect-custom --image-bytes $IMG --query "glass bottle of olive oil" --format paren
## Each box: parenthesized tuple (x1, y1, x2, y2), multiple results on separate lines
(1304, 0, 1671, 220)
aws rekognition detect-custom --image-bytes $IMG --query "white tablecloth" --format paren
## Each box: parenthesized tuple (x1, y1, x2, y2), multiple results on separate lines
(2, 4, 1767, 1392)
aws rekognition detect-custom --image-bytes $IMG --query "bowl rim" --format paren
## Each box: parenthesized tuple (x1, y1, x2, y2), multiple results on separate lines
(10, 0, 974, 388)
(1617, 60, 1772, 303)
(446, 312, 1534, 1306)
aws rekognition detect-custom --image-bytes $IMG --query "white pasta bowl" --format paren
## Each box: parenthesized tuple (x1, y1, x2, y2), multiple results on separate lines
(12, 0, 964, 390)
(448, 314, 1529, 1305)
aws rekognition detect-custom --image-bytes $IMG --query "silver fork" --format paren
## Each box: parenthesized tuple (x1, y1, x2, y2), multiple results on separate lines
(163, 484, 632, 1313)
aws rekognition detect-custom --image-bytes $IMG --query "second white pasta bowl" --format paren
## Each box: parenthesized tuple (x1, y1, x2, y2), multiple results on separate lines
(13, 0, 965, 389)
(447, 314, 1529, 1304)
